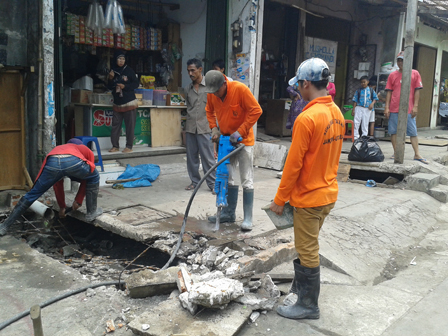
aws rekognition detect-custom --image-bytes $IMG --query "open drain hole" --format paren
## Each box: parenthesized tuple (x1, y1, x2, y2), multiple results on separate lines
(12, 216, 176, 281)
(349, 169, 404, 184)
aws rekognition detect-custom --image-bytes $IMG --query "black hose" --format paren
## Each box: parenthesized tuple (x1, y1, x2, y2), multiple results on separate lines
(0, 280, 122, 331)
(0, 143, 245, 331)
(161, 143, 245, 270)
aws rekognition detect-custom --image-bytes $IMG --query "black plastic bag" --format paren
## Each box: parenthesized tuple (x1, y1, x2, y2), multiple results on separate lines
(348, 136, 384, 162)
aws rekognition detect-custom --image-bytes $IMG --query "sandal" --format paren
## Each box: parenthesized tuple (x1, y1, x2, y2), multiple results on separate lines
(185, 184, 195, 190)
(109, 147, 119, 153)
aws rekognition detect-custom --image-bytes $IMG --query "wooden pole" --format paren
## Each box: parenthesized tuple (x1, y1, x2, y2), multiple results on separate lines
(30, 305, 44, 336)
(395, 0, 418, 164)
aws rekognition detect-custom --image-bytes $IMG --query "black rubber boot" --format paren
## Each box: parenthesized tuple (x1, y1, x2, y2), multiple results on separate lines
(85, 184, 103, 222)
(241, 189, 254, 231)
(277, 259, 320, 320)
(208, 185, 239, 223)
(289, 258, 300, 295)
(0, 198, 33, 236)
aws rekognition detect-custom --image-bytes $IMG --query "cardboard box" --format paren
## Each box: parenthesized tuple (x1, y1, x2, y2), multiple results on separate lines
(71, 89, 91, 104)
(166, 93, 186, 106)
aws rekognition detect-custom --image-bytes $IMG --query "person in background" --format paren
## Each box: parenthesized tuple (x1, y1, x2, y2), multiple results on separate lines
(184, 58, 216, 192)
(108, 50, 139, 154)
(286, 83, 308, 130)
(326, 77, 336, 101)
(368, 77, 377, 136)
(0, 139, 102, 236)
(212, 59, 233, 81)
(205, 70, 262, 231)
(270, 58, 344, 320)
(384, 51, 427, 163)
(351, 75, 378, 140)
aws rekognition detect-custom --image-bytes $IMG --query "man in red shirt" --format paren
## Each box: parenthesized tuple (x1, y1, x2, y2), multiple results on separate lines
(0, 138, 102, 236)
(384, 51, 427, 163)
(270, 58, 344, 320)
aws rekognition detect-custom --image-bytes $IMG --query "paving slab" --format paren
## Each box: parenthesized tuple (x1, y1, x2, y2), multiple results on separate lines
(128, 296, 252, 336)
(405, 172, 440, 192)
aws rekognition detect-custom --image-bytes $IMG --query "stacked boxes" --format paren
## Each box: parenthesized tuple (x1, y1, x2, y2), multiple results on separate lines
(79, 16, 86, 44)
(65, 13, 162, 50)
(131, 25, 141, 50)
(124, 25, 131, 50)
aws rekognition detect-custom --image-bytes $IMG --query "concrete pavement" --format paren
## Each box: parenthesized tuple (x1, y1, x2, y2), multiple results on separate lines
(2, 128, 448, 335)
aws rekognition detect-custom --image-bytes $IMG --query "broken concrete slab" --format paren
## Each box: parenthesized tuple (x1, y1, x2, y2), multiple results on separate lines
(406, 173, 440, 192)
(127, 267, 180, 298)
(429, 184, 448, 203)
(254, 142, 288, 171)
(187, 277, 244, 308)
(322, 188, 441, 284)
(235, 275, 280, 310)
(128, 296, 252, 336)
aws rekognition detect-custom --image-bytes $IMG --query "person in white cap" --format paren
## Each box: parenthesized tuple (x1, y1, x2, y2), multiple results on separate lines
(204, 70, 262, 231)
(270, 58, 345, 320)
(384, 51, 427, 163)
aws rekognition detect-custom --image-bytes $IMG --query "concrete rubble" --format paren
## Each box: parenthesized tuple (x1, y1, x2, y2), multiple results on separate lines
(127, 267, 180, 298)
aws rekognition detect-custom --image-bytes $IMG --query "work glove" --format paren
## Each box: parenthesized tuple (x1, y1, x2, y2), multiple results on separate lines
(211, 127, 221, 143)
(230, 131, 242, 145)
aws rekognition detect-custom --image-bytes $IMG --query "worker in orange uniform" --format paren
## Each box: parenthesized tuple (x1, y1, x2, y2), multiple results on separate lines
(204, 70, 262, 231)
(270, 58, 345, 320)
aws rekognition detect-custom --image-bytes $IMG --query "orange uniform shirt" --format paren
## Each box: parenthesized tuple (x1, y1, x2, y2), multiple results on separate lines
(205, 78, 262, 146)
(274, 96, 344, 208)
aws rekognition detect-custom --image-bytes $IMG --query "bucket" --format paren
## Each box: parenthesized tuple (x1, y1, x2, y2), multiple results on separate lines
(374, 127, 385, 138)
(261, 202, 294, 230)
(153, 90, 168, 106)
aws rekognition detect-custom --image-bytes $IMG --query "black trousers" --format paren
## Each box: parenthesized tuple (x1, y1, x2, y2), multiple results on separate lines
(111, 108, 137, 149)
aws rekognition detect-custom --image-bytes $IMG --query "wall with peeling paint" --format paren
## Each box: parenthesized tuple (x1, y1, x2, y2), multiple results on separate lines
(0, 1, 28, 66)
(42, 0, 55, 154)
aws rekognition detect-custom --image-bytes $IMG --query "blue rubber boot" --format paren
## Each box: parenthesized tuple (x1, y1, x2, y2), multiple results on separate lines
(277, 259, 320, 320)
(241, 189, 254, 231)
(0, 197, 32, 236)
(208, 185, 239, 223)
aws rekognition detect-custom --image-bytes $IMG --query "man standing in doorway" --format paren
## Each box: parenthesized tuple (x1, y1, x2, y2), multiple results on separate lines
(184, 58, 216, 191)
(270, 58, 344, 319)
(384, 51, 428, 163)
(205, 70, 262, 231)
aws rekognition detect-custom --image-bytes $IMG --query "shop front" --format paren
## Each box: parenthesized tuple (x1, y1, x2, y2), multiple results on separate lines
(54, 0, 228, 151)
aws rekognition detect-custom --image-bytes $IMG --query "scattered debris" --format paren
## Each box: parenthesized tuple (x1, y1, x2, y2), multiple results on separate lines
(249, 311, 260, 323)
(106, 319, 115, 333)
(142, 324, 150, 331)
(283, 293, 298, 306)
(235, 274, 280, 310)
(410, 256, 417, 265)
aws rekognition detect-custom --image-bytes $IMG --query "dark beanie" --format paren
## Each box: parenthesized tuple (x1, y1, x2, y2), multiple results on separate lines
(114, 50, 126, 61)
(67, 138, 83, 145)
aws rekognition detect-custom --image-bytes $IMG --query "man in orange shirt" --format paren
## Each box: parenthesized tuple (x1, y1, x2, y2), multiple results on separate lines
(205, 70, 262, 231)
(270, 58, 345, 320)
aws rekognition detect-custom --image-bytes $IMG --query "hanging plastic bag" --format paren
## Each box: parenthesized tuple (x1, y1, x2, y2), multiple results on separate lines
(117, 1, 126, 34)
(86, 3, 94, 29)
(348, 136, 385, 162)
(93, 2, 105, 35)
(104, 0, 113, 29)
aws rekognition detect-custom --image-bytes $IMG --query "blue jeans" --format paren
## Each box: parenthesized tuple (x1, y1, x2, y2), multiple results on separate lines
(24, 156, 99, 203)
(387, 113, 418, 137)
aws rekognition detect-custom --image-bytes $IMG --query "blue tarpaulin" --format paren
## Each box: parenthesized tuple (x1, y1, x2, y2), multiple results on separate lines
(114, 164, 160, 188)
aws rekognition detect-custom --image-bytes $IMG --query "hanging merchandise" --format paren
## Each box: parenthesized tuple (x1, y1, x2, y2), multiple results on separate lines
(86, 0, 105, 35)
(104, 0, 126, 34)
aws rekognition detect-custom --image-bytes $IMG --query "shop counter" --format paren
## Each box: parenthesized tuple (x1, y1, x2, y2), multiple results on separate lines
(73, 103, 186, 149)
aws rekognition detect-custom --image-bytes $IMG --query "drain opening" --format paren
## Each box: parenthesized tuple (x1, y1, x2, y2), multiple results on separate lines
(349, 169, 404, 183)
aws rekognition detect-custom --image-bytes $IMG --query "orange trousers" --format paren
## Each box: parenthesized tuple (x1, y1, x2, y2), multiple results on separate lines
(293, 202, 335, 268)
